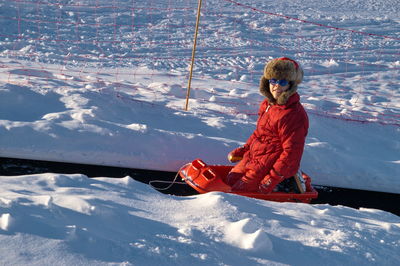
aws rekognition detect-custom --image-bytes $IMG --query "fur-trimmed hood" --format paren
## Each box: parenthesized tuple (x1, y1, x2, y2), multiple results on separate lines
(259, 57, 304, 105)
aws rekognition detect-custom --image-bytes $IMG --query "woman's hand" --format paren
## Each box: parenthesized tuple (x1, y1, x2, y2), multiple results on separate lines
(259, 175, 283, 193)
(227, 146, 248, 162)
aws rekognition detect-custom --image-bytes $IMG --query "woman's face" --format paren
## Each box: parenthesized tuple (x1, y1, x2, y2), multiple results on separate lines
(269, 81, 290, 99)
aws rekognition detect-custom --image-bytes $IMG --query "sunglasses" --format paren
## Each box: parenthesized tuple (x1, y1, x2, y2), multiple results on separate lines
(269, 79, 289, 86)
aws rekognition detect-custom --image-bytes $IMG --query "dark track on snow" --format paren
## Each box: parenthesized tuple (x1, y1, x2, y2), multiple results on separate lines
(1, 157, 399, 217)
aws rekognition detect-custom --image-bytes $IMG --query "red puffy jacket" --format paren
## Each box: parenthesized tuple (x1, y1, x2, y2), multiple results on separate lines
(230, 92, 308, 190)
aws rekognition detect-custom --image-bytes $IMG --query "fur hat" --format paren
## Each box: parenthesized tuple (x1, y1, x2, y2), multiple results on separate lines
(259, 57, 303, 105)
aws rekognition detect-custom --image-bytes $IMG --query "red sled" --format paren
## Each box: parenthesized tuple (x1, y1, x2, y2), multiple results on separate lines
(179, 159, 318, 203)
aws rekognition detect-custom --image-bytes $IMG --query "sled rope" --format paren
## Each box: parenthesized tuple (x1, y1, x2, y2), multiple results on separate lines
(149, 163, 190, 191)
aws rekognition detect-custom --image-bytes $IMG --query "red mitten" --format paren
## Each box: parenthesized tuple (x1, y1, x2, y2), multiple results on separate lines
(259, 175, 283, 194)
(231, 180, 246, 191)
(231, 177, 259, 192)
(225, 172, 243, 186)
(227, 146, 248, 162)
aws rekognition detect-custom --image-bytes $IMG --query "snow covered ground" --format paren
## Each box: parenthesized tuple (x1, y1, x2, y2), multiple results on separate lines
(1, 174, 399, 265)
(0, 0, 399, 264)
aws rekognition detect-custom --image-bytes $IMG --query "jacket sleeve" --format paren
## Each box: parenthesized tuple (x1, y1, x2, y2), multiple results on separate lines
(243, 132, 255, 151)
(267, 110, 308, 180)
(243, 100, 268, 151)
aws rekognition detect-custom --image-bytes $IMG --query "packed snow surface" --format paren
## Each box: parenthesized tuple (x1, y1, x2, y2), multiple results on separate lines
(0, 0, 400, 264)
(0, 174, 399, 265)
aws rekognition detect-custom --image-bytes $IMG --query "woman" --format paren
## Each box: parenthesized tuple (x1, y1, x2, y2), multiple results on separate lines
(226, 57, 309, 193)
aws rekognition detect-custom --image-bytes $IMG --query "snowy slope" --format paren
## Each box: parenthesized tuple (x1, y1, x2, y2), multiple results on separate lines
(0, 173, 399, 265)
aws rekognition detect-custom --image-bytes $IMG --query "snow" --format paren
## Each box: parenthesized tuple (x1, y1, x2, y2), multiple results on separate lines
(0, 0, 399, 264)
(0, 174, 399, 265)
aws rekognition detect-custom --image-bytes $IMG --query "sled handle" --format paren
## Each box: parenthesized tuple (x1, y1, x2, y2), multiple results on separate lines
(202, 169, 216, 180)
(191, 159, 206, 170)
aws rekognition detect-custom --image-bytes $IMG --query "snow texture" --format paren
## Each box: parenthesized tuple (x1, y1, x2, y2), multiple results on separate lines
(0, 174, 399, 265)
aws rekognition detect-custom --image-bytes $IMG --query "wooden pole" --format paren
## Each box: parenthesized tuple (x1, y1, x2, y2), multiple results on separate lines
(184, 0, 203, 111)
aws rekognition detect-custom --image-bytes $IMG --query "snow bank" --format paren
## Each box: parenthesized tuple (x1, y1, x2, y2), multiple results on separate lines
(0, 173, 399, 265)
